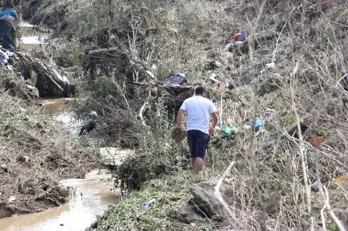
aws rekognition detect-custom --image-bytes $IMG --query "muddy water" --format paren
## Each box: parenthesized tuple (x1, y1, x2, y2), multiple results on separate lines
(38, 98, 82, 135)
(0, 170, 119, 231)
(19, 20, 49, 50)
(0, 98, 121, 231)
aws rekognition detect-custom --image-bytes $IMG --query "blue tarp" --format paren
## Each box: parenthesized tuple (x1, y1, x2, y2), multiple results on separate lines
(167, 74, 188, 85)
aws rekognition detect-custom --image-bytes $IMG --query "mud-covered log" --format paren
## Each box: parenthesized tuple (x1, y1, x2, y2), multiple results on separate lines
(13, 52, 75, 97)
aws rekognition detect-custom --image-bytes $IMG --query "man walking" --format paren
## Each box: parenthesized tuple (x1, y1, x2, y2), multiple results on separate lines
(176, 86, 218, 174)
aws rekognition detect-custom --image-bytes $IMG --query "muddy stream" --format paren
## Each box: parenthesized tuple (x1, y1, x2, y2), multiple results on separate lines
(0, 23, 121, 231)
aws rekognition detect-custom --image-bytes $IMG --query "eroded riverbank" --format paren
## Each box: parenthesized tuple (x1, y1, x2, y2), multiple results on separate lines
(0, 170, 119, 231)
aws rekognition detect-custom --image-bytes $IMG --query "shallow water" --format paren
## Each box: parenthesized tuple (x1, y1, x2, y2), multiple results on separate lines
(38, 98, 83, 135)
(19, 20, 48, 50)
(0, 170, 119, 231)
(20, 36, 48, 45)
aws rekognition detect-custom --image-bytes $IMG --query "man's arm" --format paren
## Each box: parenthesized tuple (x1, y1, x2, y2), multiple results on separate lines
(176, 109, 185, 128)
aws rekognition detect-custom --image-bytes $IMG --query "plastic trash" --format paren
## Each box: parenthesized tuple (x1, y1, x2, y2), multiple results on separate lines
(234, 30, 248, 42)
(18, 72, 24, 80)
(8, 196, 16, 203)
(146, 70, 155, 79)
(250, 120, 267, 129)
(220, 126, 237, 138)
(265, 62, 276, 69)
(0, 48, 9, 60)
(223, 43, 234, 52)
(88, 111, 98, 118)
(234, 41, 246, 46)
(209, 73, 222, 88)
(145, 199, 156, 209)
(209, 73, 219, 83)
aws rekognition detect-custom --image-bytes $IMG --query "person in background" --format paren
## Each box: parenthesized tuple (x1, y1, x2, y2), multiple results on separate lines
(0, 1, 17, 50)
(176, 86, 218, 174)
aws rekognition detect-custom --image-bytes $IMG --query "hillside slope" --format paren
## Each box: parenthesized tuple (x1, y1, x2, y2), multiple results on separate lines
(12, 0, 348, 230)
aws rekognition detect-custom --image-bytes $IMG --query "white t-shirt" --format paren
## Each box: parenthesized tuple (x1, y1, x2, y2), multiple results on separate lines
(180, 95, 217, 134)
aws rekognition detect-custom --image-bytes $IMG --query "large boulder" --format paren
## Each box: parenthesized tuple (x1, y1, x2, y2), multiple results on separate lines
(189, 181, 229, 219)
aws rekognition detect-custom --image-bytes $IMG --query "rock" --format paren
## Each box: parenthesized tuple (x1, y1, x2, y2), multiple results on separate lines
(257, 77, 281, 96)
(168, 204, 204, 224)
(212, 61, 223, 68)
(189, 181, 228, 218)
(16, 155, 30, 163)
(207, 60, 223, 70)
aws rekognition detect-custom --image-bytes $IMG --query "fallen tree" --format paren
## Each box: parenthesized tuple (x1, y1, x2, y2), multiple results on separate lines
(10, 51, 76, 98)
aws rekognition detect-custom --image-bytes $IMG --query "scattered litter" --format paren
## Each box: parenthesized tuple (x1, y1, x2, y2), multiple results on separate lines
(234, 30, 248, 42)
(145, 198, 157, 209)
(8, 196, 16, 203)
(234, 41, 246, 46)
(0, 47, 14, 66)
(209, 73, 219, 83)
(88, 111, 98, 118)
(218, 126, 237, 138)
(18, 72, 24, 80)
(250, 120, 267, 129)
(265, 62, 276, 69)
(309, 135, 322, 146)
(209, 73, 223, 89)
(0, 49, 9, 62)
(223, 43, 234, 52)
(146, 70, 155, 79)
(257, 74, 266, 79)
(167, 74, 187, 85)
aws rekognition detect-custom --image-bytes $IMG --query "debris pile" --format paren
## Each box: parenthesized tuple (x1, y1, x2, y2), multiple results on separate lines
(1, 50, 76, 98)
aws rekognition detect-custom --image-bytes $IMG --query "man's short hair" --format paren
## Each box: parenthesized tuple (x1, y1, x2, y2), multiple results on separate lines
(195, 86, 205, 95)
